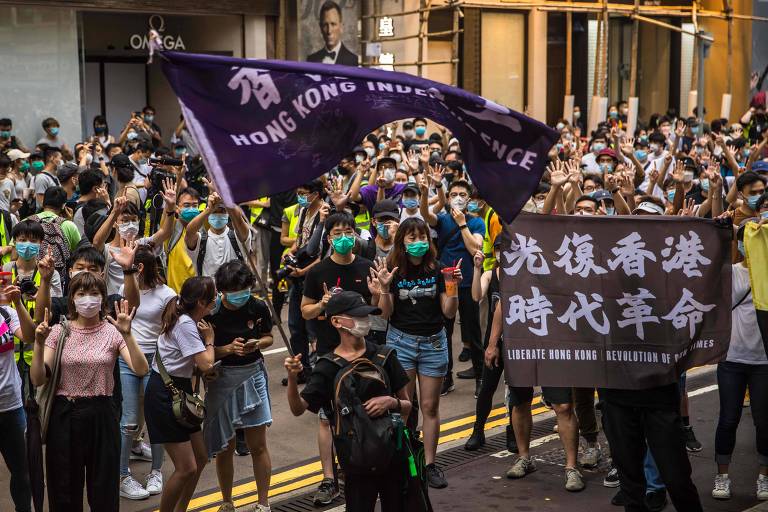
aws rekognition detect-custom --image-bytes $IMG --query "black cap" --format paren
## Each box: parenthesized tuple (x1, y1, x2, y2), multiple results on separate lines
(376, 156, 397, 168)
(326, 291, 382, 318)
(57, 162, 78, 182)
(352, 145, 365, 155)
(372, 199, 400, 220)
(403, 183, 420, 195)
(110, 153, 132, 168)
(592, 190, 613, 203)
(680, 156, 696, 169)
(403, 120, 414, 129)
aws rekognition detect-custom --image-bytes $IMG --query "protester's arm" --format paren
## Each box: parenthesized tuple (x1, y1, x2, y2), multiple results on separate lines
(347, 160, 369, 203)
(717, 136, 741, 177)
(747, 135, 767, 173)
(472, 264, 492, 303)
(111, 299, 149, 376)
(280, 219, 295, 247)
(185, 192, 220, 250)
(419, 180, 438, 226)
(453, 209, 482, 255)
(93, 196, 126, 251)
(710, 166, 724, 218)
(227, 204, 251, 246)
(285, 354, 309, 416)
(8, 287, 35, 343)
(148, 178, 177, 247)
(110, 239, 140, 311)
(372, 258, 398, 320)
(300, 282, 332, 321)
(30, 308, 54, 387)
(34, 248, 54, 324)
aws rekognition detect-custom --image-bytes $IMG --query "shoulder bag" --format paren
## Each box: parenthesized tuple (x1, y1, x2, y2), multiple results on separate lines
(155, 343, 206, 429)
(36, 317, 70, 443)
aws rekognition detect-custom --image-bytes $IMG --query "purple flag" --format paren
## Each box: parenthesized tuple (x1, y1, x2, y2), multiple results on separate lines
(159, 51, 558, 222)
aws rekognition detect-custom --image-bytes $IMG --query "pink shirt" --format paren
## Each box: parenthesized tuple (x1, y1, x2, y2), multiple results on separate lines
(46, 321, 126, 397)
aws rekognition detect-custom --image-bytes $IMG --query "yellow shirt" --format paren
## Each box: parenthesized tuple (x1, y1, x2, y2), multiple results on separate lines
(167, 225, 196, 293)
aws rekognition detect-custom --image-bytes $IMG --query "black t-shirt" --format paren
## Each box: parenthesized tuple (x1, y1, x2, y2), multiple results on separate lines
(267, 190, 297, 230)
(300, 341, 410, 415)
(390, 264, 446, 336)
(207, 297, 272, 367)
(303, 255, 374, 355)
(600, 382, 680, 411)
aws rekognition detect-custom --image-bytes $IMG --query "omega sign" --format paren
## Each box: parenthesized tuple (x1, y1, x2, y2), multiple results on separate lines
(129, 15, 186, 50)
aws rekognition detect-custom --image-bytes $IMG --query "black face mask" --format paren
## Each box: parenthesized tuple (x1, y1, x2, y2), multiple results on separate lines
(337, 165, 351, 176)
(444, 173, 455, 184)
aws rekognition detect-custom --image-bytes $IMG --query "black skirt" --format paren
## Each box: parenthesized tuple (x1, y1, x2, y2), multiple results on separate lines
(144, 371, 201, 444)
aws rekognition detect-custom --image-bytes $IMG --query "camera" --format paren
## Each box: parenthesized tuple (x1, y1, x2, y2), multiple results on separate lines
(18, 277, 37, 297)
(275, 249, 315, 281)
(149, 157, 184, 167)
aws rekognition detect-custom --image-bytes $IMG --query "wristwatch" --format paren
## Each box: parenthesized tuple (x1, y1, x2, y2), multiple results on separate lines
(122, 265, 139, 275)
(459, 224, 468, 230)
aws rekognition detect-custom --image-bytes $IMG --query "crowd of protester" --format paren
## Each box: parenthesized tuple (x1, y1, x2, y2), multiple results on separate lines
(0, 82, 766, 512)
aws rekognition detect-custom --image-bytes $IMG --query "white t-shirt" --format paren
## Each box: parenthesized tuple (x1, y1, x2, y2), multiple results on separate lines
(104, 237, 158, 296)
(727, 263, 767, 365)
(0, 306, 23, 413)
(119, 284, 176, 353)
(152, 314, 206, 378)
(186, 227, 250, 278)
(0, 177, 16, 212)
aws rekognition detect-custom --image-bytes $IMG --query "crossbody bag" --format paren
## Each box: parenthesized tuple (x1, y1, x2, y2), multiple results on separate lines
(154, 344, 206, 429)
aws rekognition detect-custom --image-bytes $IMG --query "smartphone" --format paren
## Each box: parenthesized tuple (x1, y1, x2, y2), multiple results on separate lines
(244, 339, 259, 351)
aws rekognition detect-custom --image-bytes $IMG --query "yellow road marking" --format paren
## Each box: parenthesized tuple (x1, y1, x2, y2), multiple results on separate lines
(438, 396, 543, 432)
(198, 473, 326, 512)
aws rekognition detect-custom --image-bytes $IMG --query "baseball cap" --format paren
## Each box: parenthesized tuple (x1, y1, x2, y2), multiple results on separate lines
(110, 153, 132, 168)
(592, 190, 614, 203)
(57, 162, 79, 182)
(6, 149, 30, 161)
(633, 201, 665, 215)
(403, 183, 420, 195)
(371, 199, 400, 220)
(376, 156, 397, 168)
(597, 148, 619, 162)
(752, 161, 768, 173)
(326, 291, 382, 318)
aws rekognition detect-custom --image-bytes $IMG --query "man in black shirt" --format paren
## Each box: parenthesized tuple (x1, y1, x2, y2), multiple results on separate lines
(285, 291, 411, 512)
(300, 211, 376, 505)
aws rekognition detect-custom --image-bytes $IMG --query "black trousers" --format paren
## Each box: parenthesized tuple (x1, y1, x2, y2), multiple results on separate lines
(475, 362, 506, 427)
(444, 287, 483, 376)
(602, 400, 702, 512)
(268, 228, 287, 315)
(46, 396, 120, 512)
(344, 464, 403, 512)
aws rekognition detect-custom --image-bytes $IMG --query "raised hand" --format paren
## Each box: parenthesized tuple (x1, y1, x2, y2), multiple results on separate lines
(207, 191, 222, 209)
(419, 145, 430, 164)
(325, 176, 348, 208)
(373, 256, 398, 291)
(111, 238, 137, 270)
(406, 149, 419, 170)
(162, 177, 177, 210)
(621, 137, 635, 156)
(473, 249, 484, 269)
(318, 202, 330, 223)
(675, 119, 686, 136)
(671, 161, 685, 183)
(37, 247, 55, 282)
(429, 164, 445, 187)
(35, 307, 51, 344)
(284, 353, 304, 377)
(112, 195, 128, 216)
(450, 206, 466, 227)
(678, 198, 696, 217)
(320, 282, 333, 308)
(106, 299, 136, 335)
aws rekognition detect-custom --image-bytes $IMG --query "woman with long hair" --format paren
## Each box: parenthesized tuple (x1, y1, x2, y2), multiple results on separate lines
(118, 245, 177, 500)
(31, 272, 148, 512)
(205, 260, 274, 512)
(374, 217, 461, 489)
(143, 276, 216, 512)
(93, 114, 115, 146)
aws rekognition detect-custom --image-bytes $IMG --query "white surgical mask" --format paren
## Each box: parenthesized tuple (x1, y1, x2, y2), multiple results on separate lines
(404, 129, 415, 139)
(450, 197, 467, 210)
(383, 167, 396, 182)
(85, 153, 93, 165)
(118, 221, 140, 240)
(364, 147, 375, 158)
(340, 316, 371, 338)
(74, 295, 102, 318)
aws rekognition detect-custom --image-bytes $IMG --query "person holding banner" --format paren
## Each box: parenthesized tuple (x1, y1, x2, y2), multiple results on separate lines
(712, 219, 768, 501)
(375, 217, 461, 489)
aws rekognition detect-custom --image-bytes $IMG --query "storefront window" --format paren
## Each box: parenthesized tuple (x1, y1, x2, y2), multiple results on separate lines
(481, 11, 525, 112)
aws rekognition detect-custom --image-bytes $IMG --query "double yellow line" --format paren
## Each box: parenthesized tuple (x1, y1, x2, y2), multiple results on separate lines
(175, 397, 548, 512)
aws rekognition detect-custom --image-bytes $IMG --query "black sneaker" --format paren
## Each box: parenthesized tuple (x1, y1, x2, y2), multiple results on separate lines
(603, 466, 620, 488)
(645, 489, 668, 512)
(457, 367, 476, 380)
(426, 463, 448, 489)
(611, 490, 627, 506)
(441, 374, 455, 396)
(312, 478, 339, 506)
(464, 426, 485, 451)
(506, 425, 518, 453)
(458, 347, 471, 362)
(684, 426, 703, 452)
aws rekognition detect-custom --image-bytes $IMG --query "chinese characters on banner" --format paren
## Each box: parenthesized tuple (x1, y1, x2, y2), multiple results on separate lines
(500, 214, 732, 389)
(158, 51, 558, 223)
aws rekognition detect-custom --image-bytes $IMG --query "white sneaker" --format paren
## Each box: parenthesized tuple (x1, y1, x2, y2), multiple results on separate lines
(217, 503, 236, 512)
(253, 504, 272, 512)
(145, 469, 163, 495)
(565, 467, 586, 492)
(130, 442, 153, 461)
(120, 475, 150, 500)
(579, 442, 602, 469)
(757, 474, 768, 500)
(712, 473, 731, 500)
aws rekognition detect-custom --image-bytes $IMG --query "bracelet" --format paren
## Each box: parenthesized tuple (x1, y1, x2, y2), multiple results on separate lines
(610, 188, 620, 194)
(122, 265, 139, 275)
(205, 343, 214, 348)
(395, 397, 402, 412)
(434, 182, 443, 189)
(459, 224, 468, 230)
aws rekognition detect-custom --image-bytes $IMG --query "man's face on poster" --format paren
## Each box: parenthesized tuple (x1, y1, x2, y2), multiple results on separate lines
(320, 7, 342, 49)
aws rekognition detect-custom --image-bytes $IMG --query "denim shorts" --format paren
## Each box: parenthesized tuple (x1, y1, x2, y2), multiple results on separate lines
(386, 325, 448, 378)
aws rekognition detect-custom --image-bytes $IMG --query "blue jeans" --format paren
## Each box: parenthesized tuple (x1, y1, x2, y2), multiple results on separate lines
(386, 325, 448, 378)
(644, 449, 665, 492)
(119, 354, 164, 476)
(0, 407, 31, 511)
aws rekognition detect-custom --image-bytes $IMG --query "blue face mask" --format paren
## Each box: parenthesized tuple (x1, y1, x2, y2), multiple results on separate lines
(747, 194, 761, 210)
(599, 163, 614, 174)
(605, 206, 616, 215)
(127, 131, 138, 141)
(297, 194, 309, 208)
(402, 198, 419, 209)
(211, 294, 222, 315)
(49, 127, 59, 136)
(138, 157, 148, 166)
(738, 240, 746, 257)
(0, 130, 10, 138)
(144, 114, 154, 123)
(225, 289, 251, 308)
(667, 190, 675, 202)
(762, 211, 768, 220)
(179, 207, 199, 223)
(376, 222, 391, 240)
(700, 179, 710, 191)
(467, 200, 482, 213)
(634, 150, 648, 161)
(592, 142, 606, 152)
(609, 111, 618, 119)
(208, 213, 229, 230)
(16, 241, 40, 261)
(415, 126, 426, 137)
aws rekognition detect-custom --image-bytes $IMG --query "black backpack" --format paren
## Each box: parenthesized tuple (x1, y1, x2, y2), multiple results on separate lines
(196, 229, 244, 276)
(321, 345, 398, 475)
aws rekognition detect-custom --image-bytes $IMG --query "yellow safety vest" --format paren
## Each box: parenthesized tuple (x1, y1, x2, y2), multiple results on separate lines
(249, 196, 268, 224)
(482, 207, 498, 272)
(0, 214, 11, 266)
(11, 265, 38, 366)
